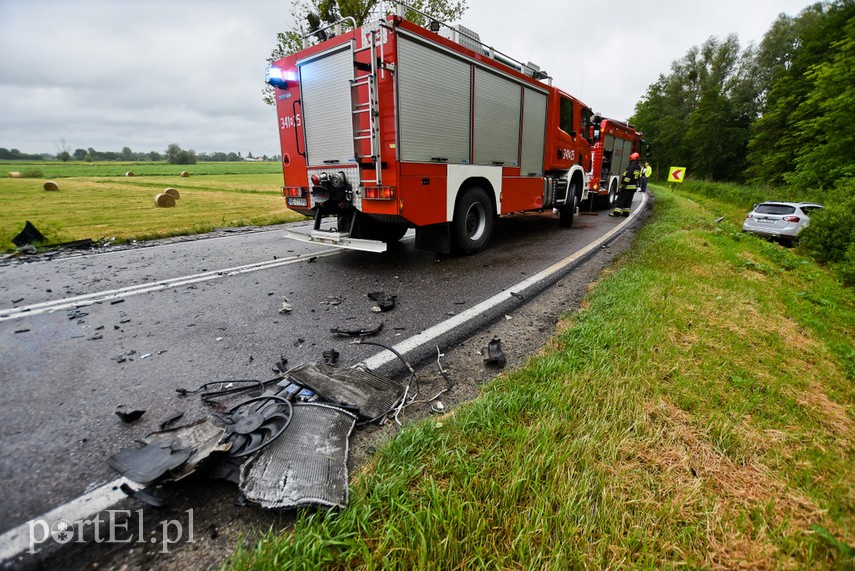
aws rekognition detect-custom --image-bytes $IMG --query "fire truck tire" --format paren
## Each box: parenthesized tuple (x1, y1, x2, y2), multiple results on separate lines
(452, 187, 494, 254)
(558, 184, 578, 227)
(607, 179, 618, 208)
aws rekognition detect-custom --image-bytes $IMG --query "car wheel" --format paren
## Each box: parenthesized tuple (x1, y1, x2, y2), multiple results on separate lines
(452, 187, 494, 254)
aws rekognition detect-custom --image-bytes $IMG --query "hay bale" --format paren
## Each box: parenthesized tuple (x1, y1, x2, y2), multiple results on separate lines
(8, 171, 21, 178)
(155, 193, 176, 207)
(43, 181, 59, 191)
(180, 171, 190, 177)
(163, 187, 180, 200)
(125, 171, 134, 177)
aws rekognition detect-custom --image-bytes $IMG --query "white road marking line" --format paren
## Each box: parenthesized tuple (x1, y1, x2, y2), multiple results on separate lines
(0, 195, 646, 563)
(0, 249, 341, 322)
(0, 477, 131, 561)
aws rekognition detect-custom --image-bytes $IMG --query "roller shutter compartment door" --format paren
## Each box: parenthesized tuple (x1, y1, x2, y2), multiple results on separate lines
(473, 68, 521, 166)
(520, 88, 547, 176)
(299, 46, 355, 166)
(397, 37, 471, 164)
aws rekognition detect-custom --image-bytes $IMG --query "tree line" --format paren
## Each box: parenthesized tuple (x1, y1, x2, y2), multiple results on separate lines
(631, 0, 854, 191)
(0, 145, 277, 164)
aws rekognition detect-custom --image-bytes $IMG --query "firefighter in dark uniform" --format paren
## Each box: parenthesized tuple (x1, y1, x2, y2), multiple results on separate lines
(610, 152, 642, 217)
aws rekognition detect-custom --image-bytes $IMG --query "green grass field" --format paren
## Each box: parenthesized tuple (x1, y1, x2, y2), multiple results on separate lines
(1, 160, 283, 178)
(0, 161, 304, 248)
(227, 185, 854, 570)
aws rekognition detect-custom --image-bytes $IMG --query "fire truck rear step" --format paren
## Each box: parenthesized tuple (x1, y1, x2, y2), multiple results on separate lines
(283, 227, 388, 253)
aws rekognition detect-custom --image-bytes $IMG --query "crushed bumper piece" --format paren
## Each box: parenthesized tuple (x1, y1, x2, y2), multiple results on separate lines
(330, 323, 383, 337)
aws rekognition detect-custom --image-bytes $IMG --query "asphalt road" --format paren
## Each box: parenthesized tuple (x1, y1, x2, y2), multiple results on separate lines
(0, 195, 644, 565)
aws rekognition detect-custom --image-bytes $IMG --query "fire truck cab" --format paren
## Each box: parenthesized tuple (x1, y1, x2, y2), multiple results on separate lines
(267, 3, 594, 254)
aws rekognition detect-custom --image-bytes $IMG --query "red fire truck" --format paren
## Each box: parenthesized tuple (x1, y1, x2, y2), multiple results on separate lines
(585, 118, 645, 209)
(266, 3, 596, 254)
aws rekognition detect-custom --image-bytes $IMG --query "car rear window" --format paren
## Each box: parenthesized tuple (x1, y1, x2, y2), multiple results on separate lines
(755, 204, 796, 215)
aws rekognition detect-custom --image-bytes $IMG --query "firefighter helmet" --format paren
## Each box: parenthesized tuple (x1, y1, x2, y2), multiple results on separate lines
(630, 152, 640, 161)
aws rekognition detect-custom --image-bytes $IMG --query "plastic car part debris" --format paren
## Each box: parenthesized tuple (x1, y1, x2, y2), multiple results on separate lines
(330, 323, 383, 337)
(483, 337, 507, 368)
(279, 297, 292, 313)
(115, 409, 146, 423)
(12, 221, 46, 247)
(368, 291, 397, 312)
(322, 348, 340, 365)
(222, 396, 293, 458)
(142, 418, 231, 481)
(107, 439, 193, 485)
(175, 378, 277, 403)
(120, 483, 166, 508)
(239, 403, 356, 509)
(273, 355, 289, 374)
(430, 401, 445, 414)
(159, 411, 184, 431)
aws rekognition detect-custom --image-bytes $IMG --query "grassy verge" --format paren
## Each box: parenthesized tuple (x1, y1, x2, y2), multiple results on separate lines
(0, 166, 305, 248)
(227, 185, 854, 570)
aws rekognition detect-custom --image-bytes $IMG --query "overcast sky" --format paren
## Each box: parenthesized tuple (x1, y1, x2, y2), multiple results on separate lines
(0, 0, 813, 158)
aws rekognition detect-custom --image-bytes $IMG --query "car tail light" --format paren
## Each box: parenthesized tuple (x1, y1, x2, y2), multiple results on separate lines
(783, 215, 800, 222)
(364, 186, 396, 200)
(282, 186, 306, 197)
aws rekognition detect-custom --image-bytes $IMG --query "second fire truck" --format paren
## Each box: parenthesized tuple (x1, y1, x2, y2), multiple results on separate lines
(266, 2, 626, 254)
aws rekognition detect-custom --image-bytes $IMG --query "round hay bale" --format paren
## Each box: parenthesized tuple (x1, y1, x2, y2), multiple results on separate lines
(8, 171, 22, 178)
(125, 171, 134, 177)
(155, 193, 176, 208)
(163, 187, 180, 200)
(180, 171, 190, 177)
(43, 181, 59, 191)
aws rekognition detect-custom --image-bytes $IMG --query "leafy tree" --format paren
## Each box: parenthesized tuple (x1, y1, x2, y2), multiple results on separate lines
(165, 143, 197, 165)
(121, 146, 134, 161)
(57, 151, 71, 162)
(149, 151, 162, 161)
(745, 1, 854, 186)
(787, 13, 855, 189)
(632, 35, 756, 180)
(264, 0, 467, 104)
(73, 148, 87, 160)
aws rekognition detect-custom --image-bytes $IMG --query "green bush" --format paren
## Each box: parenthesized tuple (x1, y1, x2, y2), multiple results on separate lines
(22, 168, 43, 178)
(798, 178, 855, 285)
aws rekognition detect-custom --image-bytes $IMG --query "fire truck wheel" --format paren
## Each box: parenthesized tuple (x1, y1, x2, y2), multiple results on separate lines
(558, 185, 578, 227)
(607, 180, 618, 208)
(452, 187, 494, 254)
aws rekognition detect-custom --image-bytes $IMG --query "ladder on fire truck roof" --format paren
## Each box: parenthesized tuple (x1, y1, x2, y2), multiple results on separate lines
(351, 28, 382, 186)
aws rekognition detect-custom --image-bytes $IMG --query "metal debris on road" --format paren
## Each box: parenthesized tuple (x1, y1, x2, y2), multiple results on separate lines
(115, 409, 146, 423)
(279, 297, 293, 313)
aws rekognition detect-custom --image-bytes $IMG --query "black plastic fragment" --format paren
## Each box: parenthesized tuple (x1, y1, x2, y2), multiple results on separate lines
(120, 483, 167, 507)
(12, 221, 46, 247)
(273, 355, 289, 373)
(116, 409, 146, 423)
(330, 323, 383, 337)
(322, 349, 340, 365)
(483, 337, 506, 368)
(159, 411, 184, 430)
(107, 439, 192, 484)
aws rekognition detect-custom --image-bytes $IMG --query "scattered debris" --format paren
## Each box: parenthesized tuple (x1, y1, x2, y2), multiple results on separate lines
(430, 401, 445, 414)
(321, 295, 342, 306)
(159, 411, 185, 431)
(222, 396, 293, 458)
(368, 291, 397, 312)
(12, 297, 24, 303)
(141, 353, 152, 359)
(483, 337, 507, 368)
(14, 328, 30, 334)
(322, 348, 340, 365)
(273, 355, 289, 373)
(239, 403, 356, 509)
(510, 291, 524, 300)
(286, 363, 404, 421)
(15, 244, 37, 255)
(108, 439, 192, 485)
(307, 256, 318, 263)
(12, 221, 46, 247)
(279, 297, 292, 313)
(330, 323, 383, 337)
(110, 299, 125, 305)
(714, 216, 725, 224)
(115, 409, 146, 423)
(119, 483, 166, 508)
